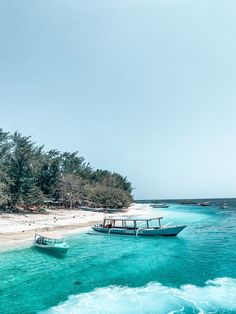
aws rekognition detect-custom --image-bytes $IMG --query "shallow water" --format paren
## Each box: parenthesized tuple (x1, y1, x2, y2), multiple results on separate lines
(0, 201, 236, 313)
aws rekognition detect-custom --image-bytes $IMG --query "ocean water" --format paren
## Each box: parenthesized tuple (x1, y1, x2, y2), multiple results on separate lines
(0, 200, 236, 314)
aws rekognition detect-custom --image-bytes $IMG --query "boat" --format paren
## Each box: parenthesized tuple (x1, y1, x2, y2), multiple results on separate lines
(79, 206, 105, 212)
(220, 203, 228, 209)
(79, 206, 123, 213)
(33, 233, 70, 254)
(180, 200, 198, 205)
(199, 202, 211, 206)
(151, 203, 169, 208)
(92, 216, 186, 237)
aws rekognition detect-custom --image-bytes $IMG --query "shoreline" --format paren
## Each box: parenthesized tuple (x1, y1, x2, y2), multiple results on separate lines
(0, 204, 148, 252)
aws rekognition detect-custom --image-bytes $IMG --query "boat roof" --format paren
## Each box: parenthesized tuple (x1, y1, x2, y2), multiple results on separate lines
(35, 232, 64, 240)
(104, 216, 163, 221)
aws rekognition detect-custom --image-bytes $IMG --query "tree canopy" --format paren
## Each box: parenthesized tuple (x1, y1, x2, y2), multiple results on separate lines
(0, 129, 133, 210)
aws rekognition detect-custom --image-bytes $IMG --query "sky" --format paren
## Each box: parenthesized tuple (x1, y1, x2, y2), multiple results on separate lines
(0, 0, 236, 199)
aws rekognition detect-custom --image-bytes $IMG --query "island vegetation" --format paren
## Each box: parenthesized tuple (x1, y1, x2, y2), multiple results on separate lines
(0, 129, 133, 212)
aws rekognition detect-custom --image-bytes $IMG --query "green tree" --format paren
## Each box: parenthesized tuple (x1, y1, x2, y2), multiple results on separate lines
(59, 173, 85, 209)
(0, 178, 9, 205)
(0, 128, 133, 209)
(90, 170, 132, 193)
(61, 152, 92, 178)
(0, 129, 11, 206)
(7, 132, 42, 205)
(37, 150, 61, 197)
(87, 184, 132, 208)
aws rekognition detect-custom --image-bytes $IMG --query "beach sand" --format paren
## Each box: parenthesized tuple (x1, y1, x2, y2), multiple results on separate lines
(0, 203, 148, 252)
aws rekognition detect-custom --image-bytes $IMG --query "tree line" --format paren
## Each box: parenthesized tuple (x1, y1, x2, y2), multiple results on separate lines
(0, 129, 133, 211)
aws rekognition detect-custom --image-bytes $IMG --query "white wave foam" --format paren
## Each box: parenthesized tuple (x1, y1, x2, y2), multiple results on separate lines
(41, 277, 236, 314)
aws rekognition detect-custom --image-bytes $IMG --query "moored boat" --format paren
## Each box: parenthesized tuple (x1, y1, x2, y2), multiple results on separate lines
(79, 206, 105, 212)
(33, 233, 70, 254)
(199, 202, 211, 206)
(220, 203, 228, 209)
(92, 217, 186, 237)
(79, 206, 122, 213)
(151, 203, 169, 208)
(180, 200, 198, 205)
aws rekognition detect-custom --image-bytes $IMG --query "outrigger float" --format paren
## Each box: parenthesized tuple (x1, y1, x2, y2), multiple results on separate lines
(92, 216, 186, 237)
(33, 233, 70, 254)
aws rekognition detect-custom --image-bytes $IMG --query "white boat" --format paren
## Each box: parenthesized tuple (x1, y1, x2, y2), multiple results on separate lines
(220, 203, 228, 209)
(151, 203, 169, 208)
(33, 233, 70, 254)
(199, 202, 211, 206)
(92, 217, 186, 237)
(79, 206, 105, 212)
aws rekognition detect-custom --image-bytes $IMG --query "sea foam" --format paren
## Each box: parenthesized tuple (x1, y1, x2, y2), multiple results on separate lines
(41, 277, 236, 314)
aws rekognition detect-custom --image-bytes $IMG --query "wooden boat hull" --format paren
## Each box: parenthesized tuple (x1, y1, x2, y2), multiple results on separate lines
(92, 225, 186, 237)
(33, 242, 69, 254)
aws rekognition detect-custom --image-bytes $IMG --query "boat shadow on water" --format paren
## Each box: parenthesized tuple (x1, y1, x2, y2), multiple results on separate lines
(32, 246, 66, 259)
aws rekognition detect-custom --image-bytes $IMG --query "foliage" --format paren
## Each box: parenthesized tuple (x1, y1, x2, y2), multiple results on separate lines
(87, 184, 132, 208)
(58, 174, 86, 209)
(0, 128, 133, 210)
(0, 179, 9, 205)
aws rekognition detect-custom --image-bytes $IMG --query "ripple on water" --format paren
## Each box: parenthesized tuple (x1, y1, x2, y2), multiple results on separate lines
(0, 203, 236, 314)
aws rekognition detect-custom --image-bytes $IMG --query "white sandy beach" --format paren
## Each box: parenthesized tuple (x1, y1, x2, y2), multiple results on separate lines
(0, 203, 149, 251)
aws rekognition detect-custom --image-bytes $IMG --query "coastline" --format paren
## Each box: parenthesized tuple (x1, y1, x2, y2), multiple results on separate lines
(0, 203, 148, 252)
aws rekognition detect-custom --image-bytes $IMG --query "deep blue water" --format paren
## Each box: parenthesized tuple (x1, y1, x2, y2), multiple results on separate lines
(0, 200, 236, 313)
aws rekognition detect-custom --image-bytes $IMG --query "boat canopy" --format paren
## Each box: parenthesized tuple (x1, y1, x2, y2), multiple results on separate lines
(36, 232, 63, 240)
(102, 216, 164, 229)
(104, 216, 163, 221)
(35, 232, 64, 243)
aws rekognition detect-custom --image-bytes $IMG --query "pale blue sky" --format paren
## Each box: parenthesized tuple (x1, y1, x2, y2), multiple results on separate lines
(0, 0, 236, 199)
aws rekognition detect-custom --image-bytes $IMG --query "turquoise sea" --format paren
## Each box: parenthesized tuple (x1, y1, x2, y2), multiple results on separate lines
(1, 200, 236, 314)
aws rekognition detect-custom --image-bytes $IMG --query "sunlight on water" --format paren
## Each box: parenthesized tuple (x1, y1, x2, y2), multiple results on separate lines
(0, 201, 236, 314)
(148, 204, 211, 226)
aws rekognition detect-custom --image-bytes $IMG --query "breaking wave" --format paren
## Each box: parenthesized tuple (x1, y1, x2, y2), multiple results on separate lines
(42, 277, 236, 314)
